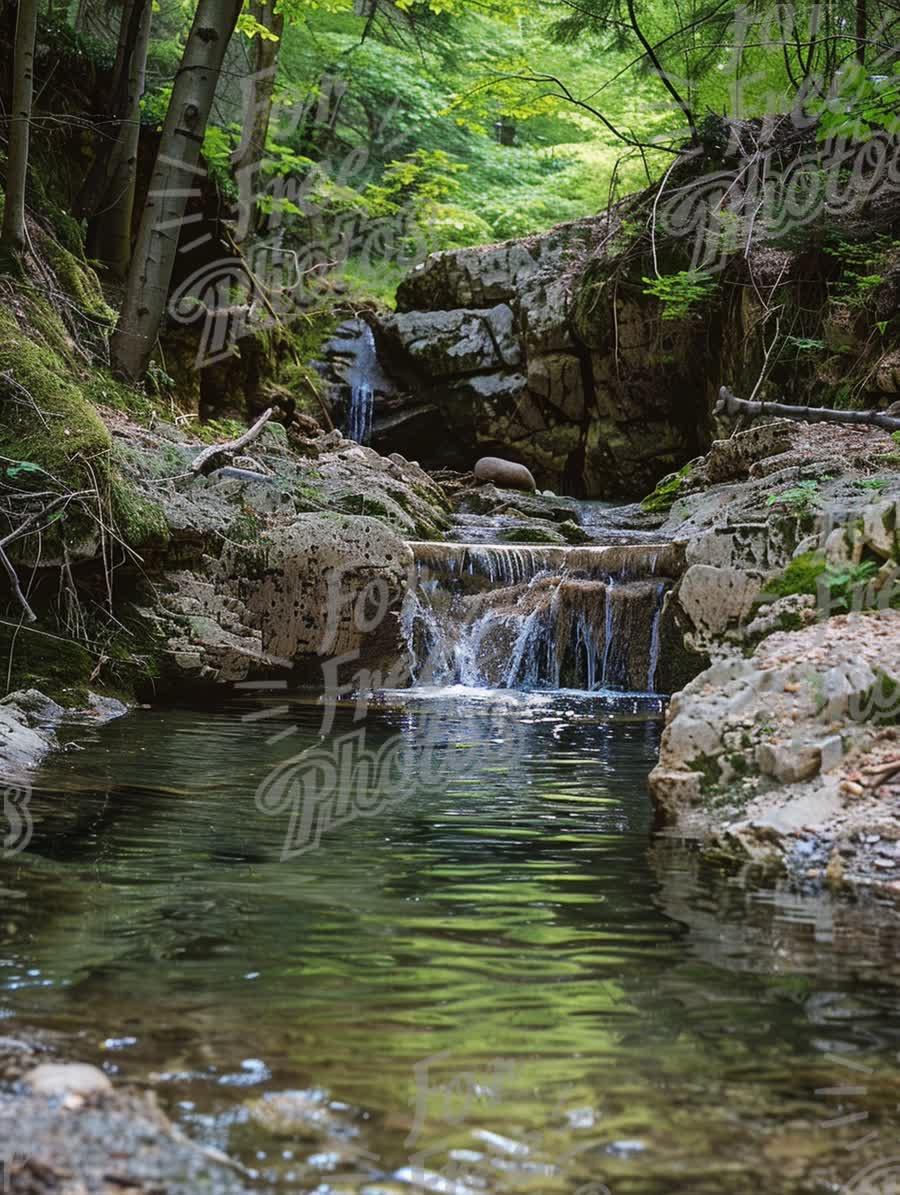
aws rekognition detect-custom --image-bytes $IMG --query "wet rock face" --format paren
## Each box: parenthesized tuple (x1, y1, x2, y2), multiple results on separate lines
(369, 217, 711, 498)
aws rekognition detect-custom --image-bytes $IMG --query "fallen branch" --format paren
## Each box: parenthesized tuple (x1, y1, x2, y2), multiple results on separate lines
(862, 758, 900, 790)
(190, 408, 274, 477)
(716, 386, 900, 433)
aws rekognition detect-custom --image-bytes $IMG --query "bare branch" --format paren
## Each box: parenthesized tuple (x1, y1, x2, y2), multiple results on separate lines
(190, 409, 275, 477)
(716, 387, 900, 432)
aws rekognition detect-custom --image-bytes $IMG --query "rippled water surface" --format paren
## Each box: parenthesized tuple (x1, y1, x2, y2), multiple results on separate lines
(2, 691, 900, 1193)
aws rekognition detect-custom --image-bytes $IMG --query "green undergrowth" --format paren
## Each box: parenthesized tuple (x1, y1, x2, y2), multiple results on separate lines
(0, 604, 165, 706)
(760, 551, 828, 599)
(759, 550, 900, 613)
(0, 300, 167, 557)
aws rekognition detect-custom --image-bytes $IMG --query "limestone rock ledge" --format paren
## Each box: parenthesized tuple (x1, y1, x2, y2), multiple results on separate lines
(650, 611, 900, 899)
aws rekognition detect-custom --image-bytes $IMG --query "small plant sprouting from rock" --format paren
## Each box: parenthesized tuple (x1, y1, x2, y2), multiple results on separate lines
(822, 560, 882, 613)
(765, 479, 820, 513)
(641, 270, 718, 320)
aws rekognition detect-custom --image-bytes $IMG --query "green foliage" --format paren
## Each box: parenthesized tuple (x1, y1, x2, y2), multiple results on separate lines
(766, 479, 820, 513)
(822, 559, 881, 612)
(641, 271, 717, 320)
(196, 418, 248, 444)
(824, 234, 895, 307)
(782, 336, 826, 357)
(761, 552, 827, 599)
(811, 63, 900, 141)
(202, 125, 240, 200)
(37, 11, 116, 72)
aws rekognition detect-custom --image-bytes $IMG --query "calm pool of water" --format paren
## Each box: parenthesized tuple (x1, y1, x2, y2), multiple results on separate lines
(2, 690, 899, 1193)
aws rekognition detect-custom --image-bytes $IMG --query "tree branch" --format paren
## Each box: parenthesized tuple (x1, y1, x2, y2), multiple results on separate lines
(190, 408, 275, 476)
(716, 387, 900, 433)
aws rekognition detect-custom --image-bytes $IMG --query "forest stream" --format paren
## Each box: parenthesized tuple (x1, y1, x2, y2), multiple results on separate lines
(3, 520, 900, 1194)
(1, 1, 899, 1183)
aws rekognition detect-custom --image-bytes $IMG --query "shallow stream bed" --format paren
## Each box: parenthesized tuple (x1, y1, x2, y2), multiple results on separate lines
(2, 690, 899, 1193)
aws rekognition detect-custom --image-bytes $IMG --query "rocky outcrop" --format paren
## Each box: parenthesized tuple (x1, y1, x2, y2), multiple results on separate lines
(370, 216, 713, 497)
(650, 612, 900, 894)
(1, 1037, 255, 1194)
(363, 216, 748, 496)
(0, 689, 126, 777)
(644, 416, 900, 897)
(360, 162, 899, 501)
(110, 419, 449, 695)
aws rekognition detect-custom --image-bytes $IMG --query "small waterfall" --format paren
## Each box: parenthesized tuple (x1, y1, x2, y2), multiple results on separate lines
(347, 324, 377, 445)
(646, 582, 666, 693)
(402, 542, 682, 694)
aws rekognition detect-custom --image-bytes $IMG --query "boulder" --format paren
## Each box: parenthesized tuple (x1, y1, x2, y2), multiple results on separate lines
(25, 1062, 112, 1098)
(474, 456, 536, 492)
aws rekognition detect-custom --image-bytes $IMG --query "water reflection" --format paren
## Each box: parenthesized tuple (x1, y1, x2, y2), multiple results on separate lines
(0, 692, 898, 1193)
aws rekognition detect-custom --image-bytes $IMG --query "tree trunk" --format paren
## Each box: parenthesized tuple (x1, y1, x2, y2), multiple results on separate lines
(110, 0, 244, 380)
(855, 0, 866, 64)
(86, 0, 153, 276)
(232, 0, 284, 242)
(77, 0, 150, 219)
(1, 0, 39, 257)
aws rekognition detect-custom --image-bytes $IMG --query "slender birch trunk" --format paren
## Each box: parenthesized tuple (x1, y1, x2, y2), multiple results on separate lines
(110, 0, 243, 379)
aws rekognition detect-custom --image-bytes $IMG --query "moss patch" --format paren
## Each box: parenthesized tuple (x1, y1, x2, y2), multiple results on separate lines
(0, 304, 112, 492)
(0, 622, 95, 705)
(0, 303, 167, 556)
(504, 525, 564, 544)
(760, 551, 827, 600)
(40, 233, 115, 326)
(688, 751, 723, 790)
(641, 463, 692, 513)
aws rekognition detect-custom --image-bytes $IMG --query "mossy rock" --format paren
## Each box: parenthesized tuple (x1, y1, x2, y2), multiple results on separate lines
(0, 622, 95, 705)
(641, 463, 692, 513)
(0, 304, 112, 488)
(559, 519, 592, 545)
(82, 370, 159, 424)
(0, 304, 167, 556)
(504, 525, 565, 544)
(40, 233, 115, 326)
(760, 551, 827, 600)
(687, 751, 723, 793)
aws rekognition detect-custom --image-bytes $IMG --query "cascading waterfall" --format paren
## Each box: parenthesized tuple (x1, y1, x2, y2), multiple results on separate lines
(402, 542, 681, 694)
(347, 324, 377, 445)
